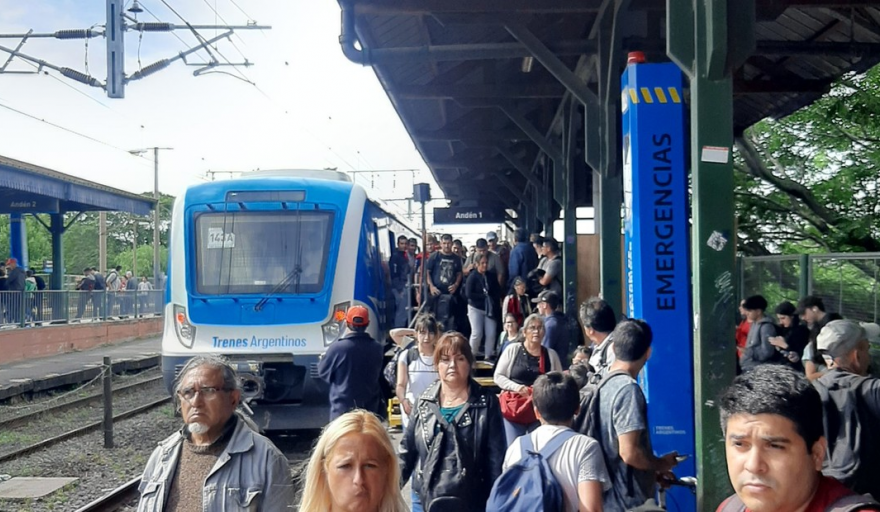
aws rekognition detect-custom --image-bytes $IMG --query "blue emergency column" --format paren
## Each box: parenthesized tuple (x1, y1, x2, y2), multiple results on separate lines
(621, 56, 696, 510)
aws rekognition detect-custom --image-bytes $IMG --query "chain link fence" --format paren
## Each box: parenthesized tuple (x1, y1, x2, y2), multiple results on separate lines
(740, 255, 803, 310)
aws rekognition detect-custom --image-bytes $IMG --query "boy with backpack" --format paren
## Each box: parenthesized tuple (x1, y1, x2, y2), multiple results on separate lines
(492, 372, 609, 512)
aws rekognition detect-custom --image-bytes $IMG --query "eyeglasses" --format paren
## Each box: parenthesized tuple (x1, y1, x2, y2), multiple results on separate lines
(177, 386, 230, 402)
(526, 325, 544, 332)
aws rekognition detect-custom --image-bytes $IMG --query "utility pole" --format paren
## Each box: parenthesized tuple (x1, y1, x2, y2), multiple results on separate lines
(0, 0, 270, 98)
(129, 147, 171, 287)
(99, 212, 107, 274)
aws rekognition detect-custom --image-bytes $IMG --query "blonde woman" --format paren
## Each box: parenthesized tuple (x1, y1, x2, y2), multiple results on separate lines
(299, 410, 407, 512)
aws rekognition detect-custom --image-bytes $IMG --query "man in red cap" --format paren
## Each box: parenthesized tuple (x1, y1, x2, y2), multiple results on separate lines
(316, 305, 385, 421)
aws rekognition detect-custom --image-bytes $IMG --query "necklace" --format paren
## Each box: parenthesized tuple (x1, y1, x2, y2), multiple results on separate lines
(441, 388, 468, 406)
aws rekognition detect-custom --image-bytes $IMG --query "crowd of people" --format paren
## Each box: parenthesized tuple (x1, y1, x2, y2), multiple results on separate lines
(389, 227, 567, 367)
(73, 265, 159, 320)
(136, 278, 880, 511)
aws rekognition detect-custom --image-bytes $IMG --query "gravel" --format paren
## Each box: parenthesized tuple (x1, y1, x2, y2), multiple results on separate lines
(0, 406, 319, 512)
(0, 378, 170, 458)
(0, 404, 178, 512)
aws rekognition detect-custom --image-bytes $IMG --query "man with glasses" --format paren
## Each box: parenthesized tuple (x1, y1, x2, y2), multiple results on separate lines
(137, 355, 294, 511)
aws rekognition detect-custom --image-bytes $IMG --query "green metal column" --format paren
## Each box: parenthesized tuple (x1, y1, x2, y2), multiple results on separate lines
(669, 0, 754, 508)
(562, 100, 579, 314)
(594, 172, 622, 313)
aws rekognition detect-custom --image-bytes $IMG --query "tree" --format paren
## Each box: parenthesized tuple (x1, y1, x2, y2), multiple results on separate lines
(735, 66, 880, 256)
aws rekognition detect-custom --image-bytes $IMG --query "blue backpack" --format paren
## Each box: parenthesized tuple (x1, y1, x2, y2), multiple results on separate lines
(486, 430, 575, 512)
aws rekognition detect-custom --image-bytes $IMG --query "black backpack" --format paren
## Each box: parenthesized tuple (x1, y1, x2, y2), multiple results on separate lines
(573, 370, 629, 440)
(383, 345, 417, 389)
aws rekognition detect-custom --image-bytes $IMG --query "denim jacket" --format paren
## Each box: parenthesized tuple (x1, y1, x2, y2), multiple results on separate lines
(136, 416, 294, 511)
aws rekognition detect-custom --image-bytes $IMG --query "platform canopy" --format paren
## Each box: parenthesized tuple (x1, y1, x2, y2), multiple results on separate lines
(340, 0, 880, 215)
(0, 155, 155, 216)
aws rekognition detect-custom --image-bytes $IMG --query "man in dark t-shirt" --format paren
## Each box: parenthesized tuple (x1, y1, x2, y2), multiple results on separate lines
(425, 234, 462, 323)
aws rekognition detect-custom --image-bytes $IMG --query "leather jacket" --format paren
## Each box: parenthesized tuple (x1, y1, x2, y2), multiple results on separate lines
(399, 379, 506, 511)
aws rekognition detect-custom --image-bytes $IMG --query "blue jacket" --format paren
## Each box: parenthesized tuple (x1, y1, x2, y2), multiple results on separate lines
(137, 415, 294, 511)
(542, 312, 569, 370)
(507, 242, 538, 290)
(317, 330, 385, 420)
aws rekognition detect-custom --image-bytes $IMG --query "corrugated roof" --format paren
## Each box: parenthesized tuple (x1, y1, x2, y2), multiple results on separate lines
(341, 1, 880, 218)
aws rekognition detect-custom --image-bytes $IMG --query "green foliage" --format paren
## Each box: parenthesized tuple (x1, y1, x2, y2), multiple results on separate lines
(736, 65, 880, 255)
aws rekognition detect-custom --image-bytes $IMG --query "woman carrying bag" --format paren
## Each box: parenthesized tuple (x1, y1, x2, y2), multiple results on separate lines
(493, 313, 562, 446)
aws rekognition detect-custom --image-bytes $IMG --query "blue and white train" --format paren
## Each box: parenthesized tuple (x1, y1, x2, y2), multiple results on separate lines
(162, 169, 418, 430)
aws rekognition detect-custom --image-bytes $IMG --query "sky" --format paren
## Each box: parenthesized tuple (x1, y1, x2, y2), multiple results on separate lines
(0, 0, 506, 242)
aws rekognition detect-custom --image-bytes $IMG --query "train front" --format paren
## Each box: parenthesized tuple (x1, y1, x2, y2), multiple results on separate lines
(162, 174, 365, 430)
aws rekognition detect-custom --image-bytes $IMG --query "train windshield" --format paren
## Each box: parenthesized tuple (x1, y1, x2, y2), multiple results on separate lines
(194, 210, 335, 295)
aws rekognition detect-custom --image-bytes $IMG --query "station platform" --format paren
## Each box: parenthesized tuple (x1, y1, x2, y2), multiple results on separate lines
(0, 336, 160, 401)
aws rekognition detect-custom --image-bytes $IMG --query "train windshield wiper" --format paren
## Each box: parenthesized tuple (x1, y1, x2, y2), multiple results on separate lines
(254, 266, 302, 311)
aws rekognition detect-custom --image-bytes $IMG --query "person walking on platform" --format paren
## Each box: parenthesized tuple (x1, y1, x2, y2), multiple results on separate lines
(591, 319, 679, 512)
(501, 276, 532, 328)
(389, 235, 412, 328)
(465, 253, 501, 361)
(425, 234, 462, 329)
(535, 290, 569, 370)
(92, 267, 106, 319)
(813, 319, 880, 501)
(486, 231, 508, 290)
(797, 295, 843, 381)
(4, 258, 25, 324)
(136, 355, 294, 511)
(507, 228, 538, 294)
(531, 234, 546, 269)
(716, 365, 880, 512)
(317, 305, 385, 421)
(580, 297, 618, 379)
(739, 295, 784, 373)
(75, 267, 96, 320)
(538, 238, 563, 297)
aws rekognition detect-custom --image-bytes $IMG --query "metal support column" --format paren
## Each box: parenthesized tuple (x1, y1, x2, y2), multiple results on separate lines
(668, 0, 754, 507)
(49, 213, 64, 291)
(562, 100, 579, 313)
(9, 213, 28, 268)
(799, 253, 810, 297)
(105, 0, 125, 98)
(593, 12, 625, 314)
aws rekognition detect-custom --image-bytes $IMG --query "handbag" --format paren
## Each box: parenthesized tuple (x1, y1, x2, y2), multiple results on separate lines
(499, 345, 546, 425)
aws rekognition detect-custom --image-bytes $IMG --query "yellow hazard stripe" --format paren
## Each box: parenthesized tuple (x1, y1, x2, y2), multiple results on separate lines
(625, 86, 683, 105)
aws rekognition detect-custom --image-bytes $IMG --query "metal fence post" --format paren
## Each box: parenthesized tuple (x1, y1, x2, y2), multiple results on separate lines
(103, 356, 114, 448)
(799, 254, 810, 299)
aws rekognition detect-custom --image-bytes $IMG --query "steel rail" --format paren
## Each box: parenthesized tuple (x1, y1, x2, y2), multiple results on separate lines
(0, 396, 171, 464)
(0, 375, 165, 430)
(73, 477, 141, 512)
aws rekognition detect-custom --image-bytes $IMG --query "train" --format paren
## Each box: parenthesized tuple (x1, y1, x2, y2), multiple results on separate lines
(161, 169, 419, 430)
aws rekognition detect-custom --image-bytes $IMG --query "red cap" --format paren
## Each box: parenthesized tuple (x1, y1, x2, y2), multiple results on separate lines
(627, 51, 646, 65)
(346, 305, 370, 328)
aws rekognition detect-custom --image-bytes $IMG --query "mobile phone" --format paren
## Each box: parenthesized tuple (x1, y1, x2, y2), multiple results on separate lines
(675, 454, 690, 463)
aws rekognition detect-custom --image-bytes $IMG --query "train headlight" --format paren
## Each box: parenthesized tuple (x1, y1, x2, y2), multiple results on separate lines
(173, 305, 197, 348)
(322, 301, 349, 346)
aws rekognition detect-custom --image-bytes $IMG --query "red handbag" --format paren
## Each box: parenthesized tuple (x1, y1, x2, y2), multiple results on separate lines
(499, 346, 546, 425)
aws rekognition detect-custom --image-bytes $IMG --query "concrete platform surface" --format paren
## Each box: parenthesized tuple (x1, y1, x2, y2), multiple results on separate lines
(0, 477, 78, 499)
(0, 336, 160, 400)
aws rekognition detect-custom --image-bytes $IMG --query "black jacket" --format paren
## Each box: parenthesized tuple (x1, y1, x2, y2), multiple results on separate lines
(740, 315, 782, 372)
(315, 330, 384, 421)
(399, 379, 505, 511)
(815, 369, 880, 499)
(465, 270, 500, 314)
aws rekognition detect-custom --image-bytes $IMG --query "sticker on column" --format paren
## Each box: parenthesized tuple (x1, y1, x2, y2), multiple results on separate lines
(208, 228, 235, 249)
(706, 230, 727, 251)
(700, 145, 730, 164)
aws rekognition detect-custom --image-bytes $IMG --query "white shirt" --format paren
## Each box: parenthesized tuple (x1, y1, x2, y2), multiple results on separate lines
(502, 425, 611, 512)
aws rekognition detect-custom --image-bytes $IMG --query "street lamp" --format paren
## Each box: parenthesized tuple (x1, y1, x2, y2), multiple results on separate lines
(129, 147, 172, 288)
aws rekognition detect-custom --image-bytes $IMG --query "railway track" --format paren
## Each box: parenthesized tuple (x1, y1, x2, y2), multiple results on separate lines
(0, 374, 166, 431)
(73, 477, 141, 512)
(0, 396, 171, 464)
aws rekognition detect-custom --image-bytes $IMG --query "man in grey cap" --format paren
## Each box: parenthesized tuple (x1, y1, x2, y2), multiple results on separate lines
(814, 319, 880, 500)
